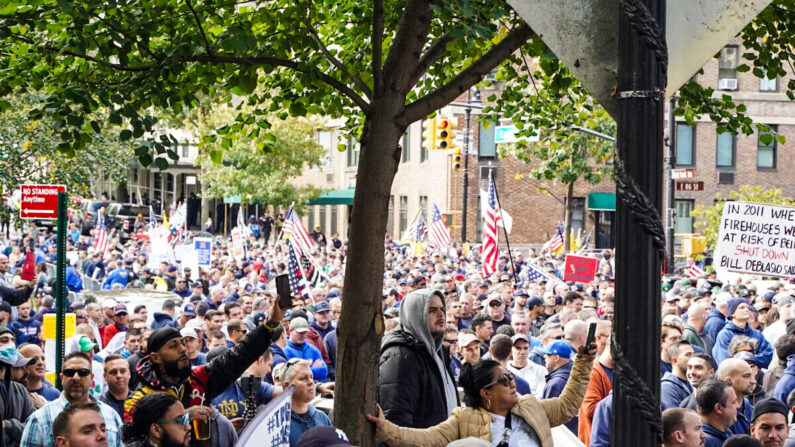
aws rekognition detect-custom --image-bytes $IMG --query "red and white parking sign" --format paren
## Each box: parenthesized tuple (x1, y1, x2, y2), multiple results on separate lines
(19, 184, 66, 219)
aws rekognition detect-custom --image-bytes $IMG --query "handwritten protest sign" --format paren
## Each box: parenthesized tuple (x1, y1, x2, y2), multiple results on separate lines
(563, 255, 599, 283)
(231, 228, 246, 261)
(235, 385, 294, 447)
(714, 201, 795, 277)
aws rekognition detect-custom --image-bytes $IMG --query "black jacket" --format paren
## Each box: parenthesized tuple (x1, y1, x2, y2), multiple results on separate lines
(0, 377, 34, 447)
(378, 328, 457, 429)
(0, 284, 34, 306)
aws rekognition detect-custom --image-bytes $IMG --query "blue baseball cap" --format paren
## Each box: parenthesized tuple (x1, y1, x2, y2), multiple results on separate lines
(538, 340, 574, 358)
(314, 301, 330, 313)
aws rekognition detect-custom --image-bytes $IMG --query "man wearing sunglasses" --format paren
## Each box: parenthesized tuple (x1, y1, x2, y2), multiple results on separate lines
(22, 351, 124, 447)
(226, 320, 248, 348)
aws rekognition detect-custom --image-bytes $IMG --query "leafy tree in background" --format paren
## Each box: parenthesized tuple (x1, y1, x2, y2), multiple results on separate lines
(691, 186, 794, 250)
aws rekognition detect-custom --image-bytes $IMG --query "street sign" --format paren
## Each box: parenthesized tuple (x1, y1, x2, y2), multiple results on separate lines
(675, 181, 705, 191)
(494, 125, 539, 144)
(672, 169, 696, 179)
(563, 254, 599, 283)
(19, 184, 67, 219)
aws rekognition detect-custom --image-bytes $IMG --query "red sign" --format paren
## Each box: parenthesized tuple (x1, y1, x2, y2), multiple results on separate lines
(672, 169, 696, 179)
(675, 181, 704, 191)
(19, 184, 67, 219)
(563, 254, 599, 283)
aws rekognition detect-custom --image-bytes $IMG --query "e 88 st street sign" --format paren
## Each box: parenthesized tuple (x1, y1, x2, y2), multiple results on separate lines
(19, 184, 66, 219)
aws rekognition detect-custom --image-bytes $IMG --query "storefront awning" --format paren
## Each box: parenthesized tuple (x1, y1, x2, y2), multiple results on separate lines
(588, 192, 616, 211)
(309, 188, 356, 206)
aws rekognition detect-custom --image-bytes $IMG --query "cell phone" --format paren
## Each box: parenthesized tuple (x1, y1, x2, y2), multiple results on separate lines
(20, 253, 37, 282)
(275, 274, 292, 309)
(585, 322, 597, 350)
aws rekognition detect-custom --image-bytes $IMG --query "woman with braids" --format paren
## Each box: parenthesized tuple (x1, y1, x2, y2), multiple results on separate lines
(366, 343, 595, 447)
(122, 392, 191, 447)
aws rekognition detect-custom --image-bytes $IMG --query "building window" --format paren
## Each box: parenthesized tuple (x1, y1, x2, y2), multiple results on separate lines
(757, 125, 777, 170)
(402, 127, 411, 163)
(330, 205, 338, 236)
(674, 199, 695, 255)
(317, 130, 334, 168)
(386, 196, 394, 237)
(346, 138, 360, 167)
(479, 122, 497, 158)
(716, 132, 735, 168)
(718, 46, 739, 91)
(166, 173, 174, 192)
(308, 206, 316, 230)
(675, 123, 695, 166)
(399, 196, 408, 234)
(318, 205, 327, 231)
(571, 197, 586, 237)
(154, 173, 162, 190)
(181, 144, 190, 158)
(759, 73, 778, 92)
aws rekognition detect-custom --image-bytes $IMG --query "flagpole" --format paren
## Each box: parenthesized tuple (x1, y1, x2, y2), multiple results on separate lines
(491, 179, 517, 286)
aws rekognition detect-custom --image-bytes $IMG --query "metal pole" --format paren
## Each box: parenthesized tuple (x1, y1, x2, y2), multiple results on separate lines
(462, 104, 471, 243)
(55, 192, 68, 390)
(665, 96, 677, 273)
(491, 180, 517, 286)
(613, 0, 665, 444)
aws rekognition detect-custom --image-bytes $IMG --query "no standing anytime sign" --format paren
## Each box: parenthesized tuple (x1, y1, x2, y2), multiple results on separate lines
(19, 184, 66, 220)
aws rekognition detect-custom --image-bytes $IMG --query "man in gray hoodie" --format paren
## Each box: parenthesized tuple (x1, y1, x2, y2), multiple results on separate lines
(378, 289, 459, 428)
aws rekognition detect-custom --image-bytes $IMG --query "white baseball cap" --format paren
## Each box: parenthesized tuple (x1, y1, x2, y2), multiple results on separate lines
(101, 298, 118, 309)
(459, 333, 481, 348)
(179, 327, 198, 339)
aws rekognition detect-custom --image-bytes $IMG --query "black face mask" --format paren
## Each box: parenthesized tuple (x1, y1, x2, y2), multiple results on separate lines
(163, 359, 191, 381)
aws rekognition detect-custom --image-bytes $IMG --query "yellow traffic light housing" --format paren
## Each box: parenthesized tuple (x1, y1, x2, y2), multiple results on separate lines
(435, 117, 457, 150)
(422, 118, 437, 151)
(452, 148, 462, 171)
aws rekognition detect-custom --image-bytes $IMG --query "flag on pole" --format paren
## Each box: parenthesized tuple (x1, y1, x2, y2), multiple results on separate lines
(542, 222, 565, 254)
(428, 204, 452, 249)
(401, 207, 426, 244)
(148, 205, 158, 229)
(301, 255, 328, 288)
(287, 243, 307, 297)
(282, 206, 315, 256)
(578, 230, 592, 252)
(524, 263, 561, 284)
(480, 172, 499, 278)
(94, 212, 109, 254)
(686, 261, 706, 278)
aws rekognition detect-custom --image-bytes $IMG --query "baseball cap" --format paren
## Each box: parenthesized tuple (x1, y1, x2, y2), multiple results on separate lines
(733, 351, 756, 365)
(511, 334, 529, 345)
(459, 333, 481, 348)
(185, 319, 206, 332)
(102, 298, 118, 309)
(486, 296, 502, 306)
(78, 335, 97, 352)
(0, 302, 11, 314)
(167, 265, 178, 273)
(526, 296, 544, 309)
(0, 343, 35, 367)
(514, 290, 529, 298)
(297, 426, 352, 447)
(113, 304, 128, 315)
(290, 317, 310, 333)
(538, 340, 574, 358)
(180, 327, 198, 339)
(181, 303, 196, 317)
(314, 301, 330, 313)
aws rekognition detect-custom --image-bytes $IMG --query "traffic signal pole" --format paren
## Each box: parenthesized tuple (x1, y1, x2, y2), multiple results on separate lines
(461, 105, 471, 243)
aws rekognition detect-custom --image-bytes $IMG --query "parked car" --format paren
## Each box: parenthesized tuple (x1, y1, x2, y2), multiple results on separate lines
(106, 203, 160, 241)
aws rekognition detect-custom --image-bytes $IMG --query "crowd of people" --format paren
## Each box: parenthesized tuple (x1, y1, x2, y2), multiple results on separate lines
(0, 208, 795, 447)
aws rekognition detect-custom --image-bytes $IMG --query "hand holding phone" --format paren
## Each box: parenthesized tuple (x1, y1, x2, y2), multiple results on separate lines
(275, 274, 292, 310)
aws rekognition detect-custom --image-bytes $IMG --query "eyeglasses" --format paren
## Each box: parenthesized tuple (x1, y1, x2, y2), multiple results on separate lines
(484, 372, 515, 389)
(443, 338, 458, 344)
(76, 314, 88, 319)
(63, 368, 91, 377)
(489, 301, 502, 308)
(157, 413, 191, 429)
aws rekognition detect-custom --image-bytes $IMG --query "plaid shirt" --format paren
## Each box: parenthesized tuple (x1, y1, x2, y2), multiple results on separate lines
(21, 394, 123, 447)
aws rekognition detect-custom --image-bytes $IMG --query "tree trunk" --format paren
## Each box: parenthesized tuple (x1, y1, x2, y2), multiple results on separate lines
(563, 181, 574, 253)
(333, 98, 405, 447)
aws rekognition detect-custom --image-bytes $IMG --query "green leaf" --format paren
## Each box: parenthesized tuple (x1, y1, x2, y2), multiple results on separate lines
(209, 150, 223, 164)
(154, 157, 169, 170)
(759, 133, 773, 146)
(120, 129, 133, 141)
(775, 134, 786, 145)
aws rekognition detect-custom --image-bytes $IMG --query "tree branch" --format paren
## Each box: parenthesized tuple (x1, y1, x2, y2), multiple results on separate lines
(407, 33, 455, 88)
(400, 23, 533, 126)
(382, 0, 433, 94)
(184, 0, 214, 57)
(372, 0, 384, 95)
(307, 27, 373, 99)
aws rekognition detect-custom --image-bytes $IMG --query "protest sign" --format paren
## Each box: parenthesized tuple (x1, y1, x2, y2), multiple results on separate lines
(235, 385, 294, 447)
(195, 237, 212, 268)
(714, 201, 795, 277)
(563, 254, 599, 283)
(231, 228, 246, 261)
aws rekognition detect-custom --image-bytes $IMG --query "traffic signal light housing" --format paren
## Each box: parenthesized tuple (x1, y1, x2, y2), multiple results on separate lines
(435, 117, 457, 150)
(422, 119, 437, 151)
(452, 147, 462, 171)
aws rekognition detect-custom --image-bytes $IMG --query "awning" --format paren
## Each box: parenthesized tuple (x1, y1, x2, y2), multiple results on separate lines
(588, 192, 616, 211)
(309, 188, 356, 206)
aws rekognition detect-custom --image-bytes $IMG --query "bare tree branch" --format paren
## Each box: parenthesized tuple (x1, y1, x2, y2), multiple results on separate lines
(372, 0, 384, 95)
(407, 33, 455, 88)
(400, 23, 533, 126)
(307, 27, 373, 99)
(382, 0, 434, 94)
(185, 0, 214, 57)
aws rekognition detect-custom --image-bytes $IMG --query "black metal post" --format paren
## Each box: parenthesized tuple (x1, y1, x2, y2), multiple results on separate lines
(462, 105, 471, 243)
(666, 96, 677, 272)
(55, 192, 68, 390)
(613, 0, 666, 445)
(492, 180, 517, 286)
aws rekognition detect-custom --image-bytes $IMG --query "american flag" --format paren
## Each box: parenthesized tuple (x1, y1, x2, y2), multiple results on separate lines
(524, 263, 561, 284)
(577, 230, 592, 253)
(287, 243, 307, 297)
(480, 172, 499, 278)
(282, 206, 315, 256)
(686, 261, 706, 279)
(94, 212, 109, 254)
(148, 205, 158, 229)
(428, 204, 451, 249)
(542, 222, 564, 254)
(301, 254, 328, 288)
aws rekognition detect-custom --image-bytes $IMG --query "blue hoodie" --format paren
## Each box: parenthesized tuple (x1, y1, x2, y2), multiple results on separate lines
(712, 322, 773, 368)
(150, 312, 177, 329)
(660, 371, 693, 409)
(543, 361, 577, 434)
(774, 355, 795, 404)
(704, 307, 727, 343)
(703, 421, 732, 447)
(589, 391, 612, 447)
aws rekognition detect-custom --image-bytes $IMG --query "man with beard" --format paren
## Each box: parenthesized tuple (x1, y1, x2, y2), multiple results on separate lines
(22, 351, 123, 447)
(123, 300, 286, 429)
(53, 403, 109, 447)
(99, 355, 132, 418)
(121, 392, 191, 447)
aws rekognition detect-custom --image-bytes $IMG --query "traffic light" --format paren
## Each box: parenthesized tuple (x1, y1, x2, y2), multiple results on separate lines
(452, 147, 462, 171)
(422, 119, 437, 151)
(435, 117, 457, 150)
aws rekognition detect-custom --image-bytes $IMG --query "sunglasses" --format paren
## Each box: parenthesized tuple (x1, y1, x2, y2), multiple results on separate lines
(234, 328, 248, 334)
(443, 338, 458, 344)
(63, 368, 91, 378)
(158, 413, 191, 429)
(76, 314, 88, 319)
(484, 372, 515, 389)
(489, 302, 502, 308)
(553, 335, 565, 340)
